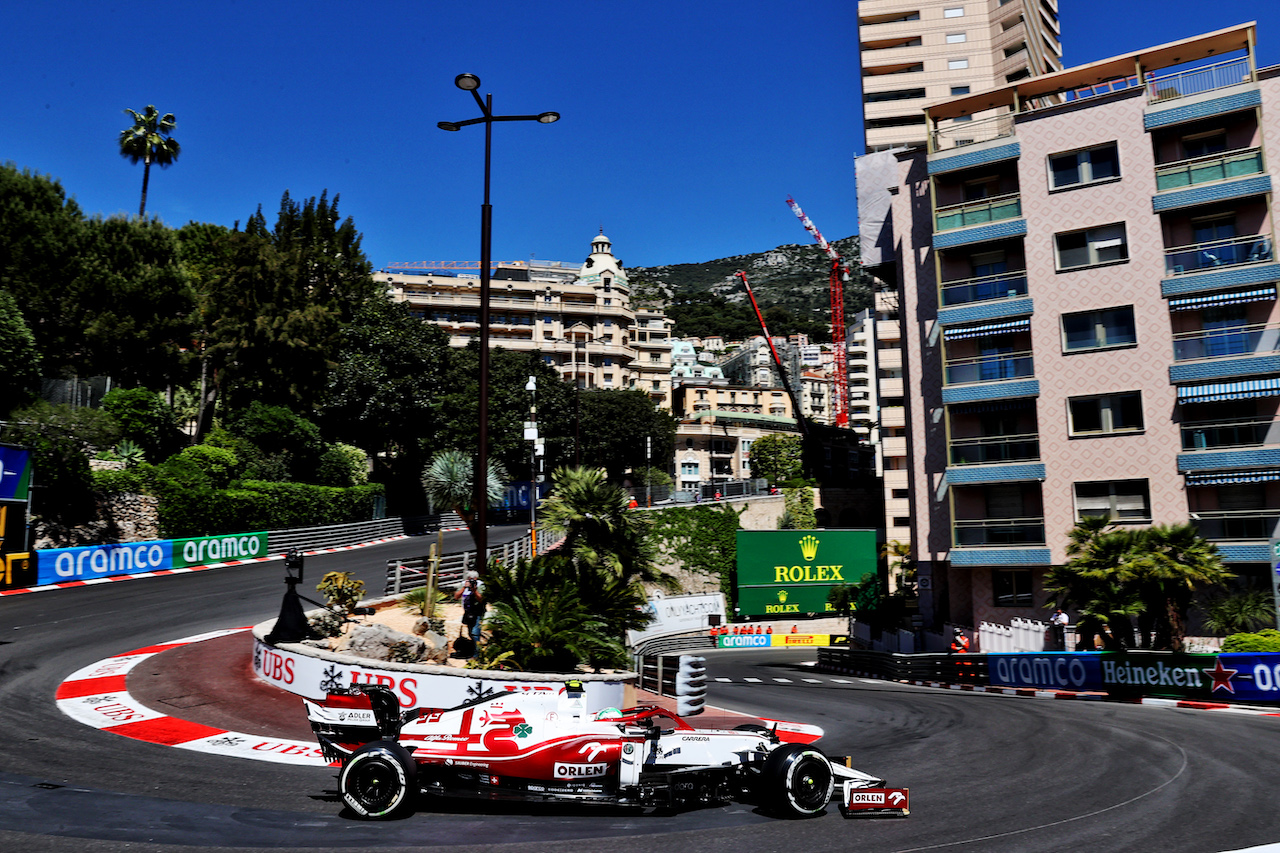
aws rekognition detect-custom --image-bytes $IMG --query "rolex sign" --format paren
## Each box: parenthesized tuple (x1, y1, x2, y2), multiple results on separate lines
(735, 530, 877, 619)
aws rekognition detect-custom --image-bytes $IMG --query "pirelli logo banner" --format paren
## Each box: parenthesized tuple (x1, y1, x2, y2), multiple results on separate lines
(735, 530, 877, 619)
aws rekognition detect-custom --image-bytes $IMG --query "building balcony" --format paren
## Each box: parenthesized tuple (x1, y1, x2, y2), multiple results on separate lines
(1153, 148, 1269, 213)
(1190, 509, 1280, 543)
(1171, 322, 1280, 362)
(1146, 56, 1254, 107)
(948, 433, 1040, 466)
(940, 271, 1029, 308)
(929, 113, 1016, 156)
(1164, 233, 1273, 277)
(953, 516, 1046, 547)
(944, 351, 1034, 386)
(1181, 416, 1280, 451)
(935, 192, 1022, 233)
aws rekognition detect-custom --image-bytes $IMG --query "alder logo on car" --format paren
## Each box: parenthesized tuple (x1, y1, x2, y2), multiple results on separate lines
(553, 762, 607, 778)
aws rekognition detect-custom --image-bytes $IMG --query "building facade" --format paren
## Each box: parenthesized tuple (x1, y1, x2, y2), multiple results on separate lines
(859, 0, 1063, 152)
(383, 233, 671, 402)
(884, 23, 1277, 629)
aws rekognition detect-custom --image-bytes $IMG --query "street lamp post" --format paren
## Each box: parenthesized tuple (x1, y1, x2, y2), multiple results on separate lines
(525, 375, 539, 556)
(439, 74, 558, 568)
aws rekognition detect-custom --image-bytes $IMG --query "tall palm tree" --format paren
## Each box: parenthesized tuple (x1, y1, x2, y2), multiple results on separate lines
(421, 449, 508, 553)
(1123, 523, 1231, 651)
(118, 105, 180, 218)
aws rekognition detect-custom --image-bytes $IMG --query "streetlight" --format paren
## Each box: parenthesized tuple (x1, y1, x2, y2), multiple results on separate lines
(438, 73, 559, 569)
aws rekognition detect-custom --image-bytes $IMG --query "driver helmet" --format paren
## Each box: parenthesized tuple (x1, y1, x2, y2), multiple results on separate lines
(595, 707, 623, 721)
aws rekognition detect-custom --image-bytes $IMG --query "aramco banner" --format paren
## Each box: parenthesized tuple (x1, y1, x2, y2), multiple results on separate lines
(35, 532, 269, 586)
(735, 530, 877, 619)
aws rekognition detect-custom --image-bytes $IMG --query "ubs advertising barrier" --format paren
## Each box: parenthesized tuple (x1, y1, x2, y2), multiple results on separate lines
(33, 532, 270, 586)
(990, 650, 1280, 703)
(627, 592, 726, 646)
(735, 529, 877, 619)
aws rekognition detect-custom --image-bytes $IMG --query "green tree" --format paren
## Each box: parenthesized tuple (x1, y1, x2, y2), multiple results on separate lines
(0, 164, 85, 373)
(750, 433, 804, 483)
(882, 539, 915, 595)
(1126, 523, 1232, 651)
(575, 390, 677, 483)
(0, 290, 41, 413)
(101, 387, 185, 462)
(779, 486, 817, 529)
(649, 502, 742, 601)
(421, 449, 508, 550)
(118, 105, 180, 218)
(221, 402, 325, 481)
(1203, 588, 1275, 635)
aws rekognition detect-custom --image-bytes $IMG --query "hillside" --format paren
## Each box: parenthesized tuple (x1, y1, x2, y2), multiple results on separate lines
(628, 236, 874, 343)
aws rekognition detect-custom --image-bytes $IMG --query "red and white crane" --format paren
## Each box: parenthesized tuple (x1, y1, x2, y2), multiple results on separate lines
(785, 196, 850, 428)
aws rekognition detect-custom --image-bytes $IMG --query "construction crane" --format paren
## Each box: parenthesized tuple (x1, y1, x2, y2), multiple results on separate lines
(786, 196, 850, 428)
(733, 271, 809, 439)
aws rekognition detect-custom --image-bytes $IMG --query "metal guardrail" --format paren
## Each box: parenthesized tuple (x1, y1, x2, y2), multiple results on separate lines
(633, 632, 716, 659)
(817, 648, 988, 685)
(268, 515, 434, 553)
(383, 528, 565, 595)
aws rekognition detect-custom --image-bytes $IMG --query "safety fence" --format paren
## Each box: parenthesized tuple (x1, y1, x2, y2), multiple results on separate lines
(817, 648, 989, 685)
(268, 515, 434, 554)
(382, 528, 564, 596)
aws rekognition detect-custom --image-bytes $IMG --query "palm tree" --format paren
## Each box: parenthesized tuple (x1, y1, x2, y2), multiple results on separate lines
(1123, 523, 1231, 651)
(421, 449, 508, 553)
(881, 539, 915, 595)
(118, 105, 180, 218)
(1203, 588, 1275, 636)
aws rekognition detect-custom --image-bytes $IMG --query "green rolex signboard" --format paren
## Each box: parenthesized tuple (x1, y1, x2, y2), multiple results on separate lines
(735, 530, 878, 619)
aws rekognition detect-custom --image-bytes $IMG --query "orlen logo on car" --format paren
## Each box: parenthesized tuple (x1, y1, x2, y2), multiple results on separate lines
(850, 791, 887, 805)
(553, 762, 608, 779)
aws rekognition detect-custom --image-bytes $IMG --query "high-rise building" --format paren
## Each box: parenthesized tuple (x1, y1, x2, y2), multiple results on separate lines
(880, 23, 1274, 631)
(859, 0, 1063, 152)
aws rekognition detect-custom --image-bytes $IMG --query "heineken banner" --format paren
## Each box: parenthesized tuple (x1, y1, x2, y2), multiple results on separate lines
(735, 530, 877, 619)
(35, 532, 269, 586)
(990, 651, 1280, 703)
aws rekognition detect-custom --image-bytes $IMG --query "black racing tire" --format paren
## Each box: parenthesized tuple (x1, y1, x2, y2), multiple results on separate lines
(340, 741, 417, 819)
(759, 743, 834, 818)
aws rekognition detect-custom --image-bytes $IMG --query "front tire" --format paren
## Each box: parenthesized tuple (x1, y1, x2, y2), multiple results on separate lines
(340, 741, 417, 819)
(759, 744, 834, 818)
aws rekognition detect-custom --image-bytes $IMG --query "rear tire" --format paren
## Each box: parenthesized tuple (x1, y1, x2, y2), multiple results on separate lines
(759, 743, 834, 818)
(340, 741, 416, 819)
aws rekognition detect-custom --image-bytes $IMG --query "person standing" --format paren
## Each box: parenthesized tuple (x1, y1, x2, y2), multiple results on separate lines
(456, 575, 485, 645)
(950, 629, 969, 654)
(1050, 609, 1069, 651)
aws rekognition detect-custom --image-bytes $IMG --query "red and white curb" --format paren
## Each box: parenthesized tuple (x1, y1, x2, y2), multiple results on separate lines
(2, 535, 409, 597)
(56, 628, 330, 766)
(818, 664, 1280, 717)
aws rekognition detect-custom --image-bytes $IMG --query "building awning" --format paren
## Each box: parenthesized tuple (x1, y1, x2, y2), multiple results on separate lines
(1185, 469, 1280, 486)
(1169, 286, 1277, 311)
(1177, 377, 1280, 403)
(943, 317, 1031, 341)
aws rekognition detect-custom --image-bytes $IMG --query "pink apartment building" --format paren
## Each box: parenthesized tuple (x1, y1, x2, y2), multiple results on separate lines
(882, 23, 1279, 630)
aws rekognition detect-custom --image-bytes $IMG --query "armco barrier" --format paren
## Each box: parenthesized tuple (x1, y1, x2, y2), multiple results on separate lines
(818, 647, 988, 685)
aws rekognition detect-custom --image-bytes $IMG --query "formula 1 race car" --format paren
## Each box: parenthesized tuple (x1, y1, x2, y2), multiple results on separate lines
(304, 681, 906, 820)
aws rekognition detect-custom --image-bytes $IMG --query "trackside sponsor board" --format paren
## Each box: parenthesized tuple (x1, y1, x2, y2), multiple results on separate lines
(716, 634, 850, 649)
(735, 530, 877, 619)
(990, 651, 1280, 703)
(627, 592, 726, 645)
(36, 532, 268, 585)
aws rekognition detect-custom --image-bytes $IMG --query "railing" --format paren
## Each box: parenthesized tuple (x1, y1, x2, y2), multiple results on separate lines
(953, 516, 1046, 547)
(382, 528, 565, 596)
(940, 272, 1029, 307)
(935, 192, 1022, 232)
(1147, 56, 1253, 104)
(948, 433, 1040, 465)
(1154, 147, 1264, 192)
(944, 351, 1034, 385)
(931, 112, 1016, 152)
(1165, 234, 1273, 275)
(1171, 321, 1280, 361)
(1190, 510, 1280, 541)
(1181, 416, 1278, 451)
(269, 515, 432, 554)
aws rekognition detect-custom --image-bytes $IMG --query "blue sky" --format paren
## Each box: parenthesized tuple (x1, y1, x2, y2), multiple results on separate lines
(2, 2, 1278, 269)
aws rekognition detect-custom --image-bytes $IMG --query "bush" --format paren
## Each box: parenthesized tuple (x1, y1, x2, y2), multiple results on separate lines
(101, 388, 185, 462)
(1221, 629, 1280, 653)
(316, 442, 369, 487)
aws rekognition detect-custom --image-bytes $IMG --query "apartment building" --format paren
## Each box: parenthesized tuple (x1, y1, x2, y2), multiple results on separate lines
(382, 233, 671, 404)
(882, 23, 1276, 629)
(859, 0, 1063, 152)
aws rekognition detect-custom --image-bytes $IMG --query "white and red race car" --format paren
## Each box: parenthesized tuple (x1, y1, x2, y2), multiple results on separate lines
(305, 681, 907, 820)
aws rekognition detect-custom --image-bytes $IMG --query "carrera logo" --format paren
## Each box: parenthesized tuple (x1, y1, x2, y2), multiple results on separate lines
(553, 762, 608, 779)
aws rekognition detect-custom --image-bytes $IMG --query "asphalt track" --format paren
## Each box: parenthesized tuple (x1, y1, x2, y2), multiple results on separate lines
(3, 532, 1280, 853)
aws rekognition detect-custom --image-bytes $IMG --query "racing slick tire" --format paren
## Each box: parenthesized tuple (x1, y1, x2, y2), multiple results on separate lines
(340, 741, 417, 819)
(758, 743, 835, 818)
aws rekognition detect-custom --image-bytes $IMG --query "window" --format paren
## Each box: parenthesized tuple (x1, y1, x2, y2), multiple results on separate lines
(953, 115, 972, 123)
(1062, 306, 1136, 351)
(948, 58, 970, 70)
(1068, 392, 1144, 435)
(892, 489, 910, 499)
(1050, 143, 1120, 189)
(864, 88, 927, 103)
(603, 298, 612, 306)
(893, 516, 912, 527)
(944, 6, 965, 17)
(1075, 480, 1151, 522)
(652, 380, 660, 390)
(1183, 131, 1227, 159)
(993, 569, 1033, 607)
(946, 32, 967, 43)
(866, 114, 928, 129)
(951, 85, 970, 95)
(1055, 223, 1128, 270)
(681, 462, 699, 477)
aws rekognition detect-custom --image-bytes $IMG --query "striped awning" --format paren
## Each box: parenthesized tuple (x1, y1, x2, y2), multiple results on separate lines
(1177, 377, 1280, 403)
(943, 317, 1031, 341)
(1169, 286, 1277, 311)
(1185, 469, 1280, 486)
